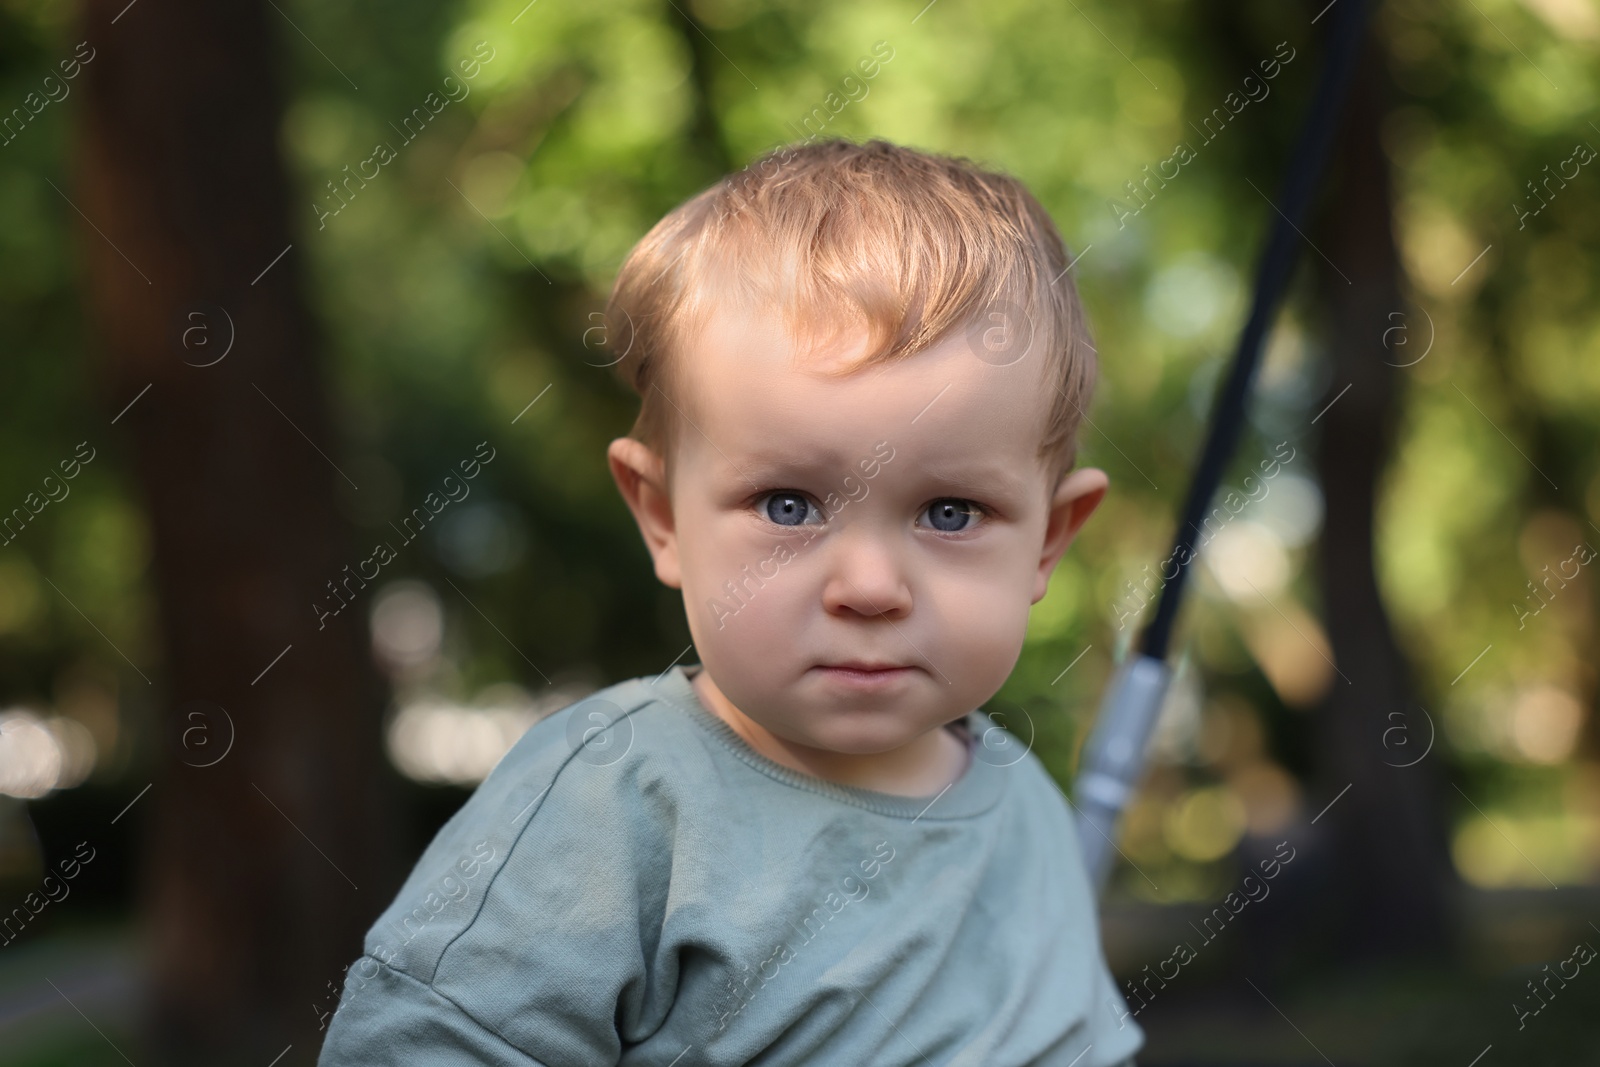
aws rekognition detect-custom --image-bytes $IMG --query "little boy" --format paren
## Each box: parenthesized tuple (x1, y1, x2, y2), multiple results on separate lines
(318, 139, 1141, 1066)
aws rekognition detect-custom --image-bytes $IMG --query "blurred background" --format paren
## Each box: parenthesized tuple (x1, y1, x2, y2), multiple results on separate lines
(1, 0, 1597, 1063)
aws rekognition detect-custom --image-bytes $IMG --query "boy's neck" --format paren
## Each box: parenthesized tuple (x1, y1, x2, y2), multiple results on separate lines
(689, 667, 970, 798)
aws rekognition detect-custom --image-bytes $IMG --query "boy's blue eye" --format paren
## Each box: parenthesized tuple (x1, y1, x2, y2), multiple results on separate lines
(763, 492, 819, 526)
(923, 499, 981, 533)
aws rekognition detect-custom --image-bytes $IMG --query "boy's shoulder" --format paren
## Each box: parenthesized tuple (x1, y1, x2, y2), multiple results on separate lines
(439, 666, 721, 830)
(326, 673, 705, 1017)
(501, 668, 696, 779)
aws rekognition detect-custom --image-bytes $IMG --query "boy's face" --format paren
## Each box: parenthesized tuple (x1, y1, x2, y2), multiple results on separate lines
(609, 302, 1106, 760)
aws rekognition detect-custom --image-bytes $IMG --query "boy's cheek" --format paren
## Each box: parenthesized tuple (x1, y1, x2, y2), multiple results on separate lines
(929, 579, 1026, 663)
(682, 536, 778, 616)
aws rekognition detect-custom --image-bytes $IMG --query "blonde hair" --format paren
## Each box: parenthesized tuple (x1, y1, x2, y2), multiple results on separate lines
(603, 138, 1096, 493)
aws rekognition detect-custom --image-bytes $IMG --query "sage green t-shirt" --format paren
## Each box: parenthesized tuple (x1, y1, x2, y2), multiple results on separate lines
(317, 664, 1142, 1066)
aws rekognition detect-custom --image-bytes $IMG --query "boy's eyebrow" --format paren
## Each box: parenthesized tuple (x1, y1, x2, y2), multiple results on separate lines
(736, 447, 865, 473)
(910, 459, 1034, 501)
(731, 452, 870, 488)
(731, 450, 1034, 500)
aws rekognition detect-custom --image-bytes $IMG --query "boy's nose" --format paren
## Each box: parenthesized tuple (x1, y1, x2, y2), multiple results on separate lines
(819, 526, 912, 619)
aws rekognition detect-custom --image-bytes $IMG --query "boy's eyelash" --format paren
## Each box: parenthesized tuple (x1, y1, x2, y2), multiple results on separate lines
(923, 499, 993, 532)
(749, 490, 826, 519)
(750, 491, 993, 525)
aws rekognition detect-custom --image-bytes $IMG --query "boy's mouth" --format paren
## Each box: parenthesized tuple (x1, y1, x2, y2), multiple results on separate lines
(811, 661, 919, 689)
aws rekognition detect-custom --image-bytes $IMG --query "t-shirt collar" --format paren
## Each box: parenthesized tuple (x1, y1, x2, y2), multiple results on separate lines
(648, 663, 1011, 820)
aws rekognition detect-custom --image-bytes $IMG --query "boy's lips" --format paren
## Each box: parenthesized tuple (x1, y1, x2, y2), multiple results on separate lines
(817, 659, 915, 672)
(811, 661, 920, 690)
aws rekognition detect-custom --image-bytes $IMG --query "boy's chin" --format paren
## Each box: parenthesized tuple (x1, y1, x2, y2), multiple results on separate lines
(775, 709, 938, 758)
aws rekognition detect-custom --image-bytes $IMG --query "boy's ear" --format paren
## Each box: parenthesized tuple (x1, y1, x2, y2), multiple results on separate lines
(607, 437, 682, 589)
(1032, 467, 1108, 604)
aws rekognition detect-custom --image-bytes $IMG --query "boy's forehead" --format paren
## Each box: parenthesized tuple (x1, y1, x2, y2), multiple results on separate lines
(673, 302, 1054, 477)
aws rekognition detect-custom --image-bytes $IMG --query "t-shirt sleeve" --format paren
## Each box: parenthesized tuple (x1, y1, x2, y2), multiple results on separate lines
(1039, 758, 1146, 1067)
(317, 699, 671, 1066)
(317, 954, 553, 1066)
(1080, 941, 1144, 1064)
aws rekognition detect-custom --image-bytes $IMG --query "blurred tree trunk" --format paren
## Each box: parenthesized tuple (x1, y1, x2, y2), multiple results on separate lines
(73, 1, 397, 1062)
(670, 2, 736, 174)
(1302, 19, 1456, 961)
